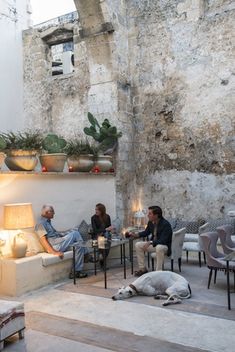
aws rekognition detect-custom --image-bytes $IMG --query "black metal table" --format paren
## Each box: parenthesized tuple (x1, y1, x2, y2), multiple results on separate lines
(72, 238, 133, 288)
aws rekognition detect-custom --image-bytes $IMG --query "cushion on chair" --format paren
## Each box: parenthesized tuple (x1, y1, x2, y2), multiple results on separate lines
(183, 242, 200, 252)
(184, 233, 198, 242)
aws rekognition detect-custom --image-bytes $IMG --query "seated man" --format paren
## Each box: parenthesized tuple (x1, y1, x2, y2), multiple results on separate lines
(35, 204, 89, 279)
(130, 206, 172, 276)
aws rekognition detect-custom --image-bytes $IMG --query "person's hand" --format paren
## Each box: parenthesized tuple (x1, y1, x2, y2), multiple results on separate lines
(106, 226, 114, 232)
(53, 251, 64, 259)
(128, 231, 139, 239)
(143, 242, 151, 251)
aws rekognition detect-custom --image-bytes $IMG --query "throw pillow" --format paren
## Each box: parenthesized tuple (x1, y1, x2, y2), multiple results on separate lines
(78, 220, 90, 241)
(21, 232, 45, 256)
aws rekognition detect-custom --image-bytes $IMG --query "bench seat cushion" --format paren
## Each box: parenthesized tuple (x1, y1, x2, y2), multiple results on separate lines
(41, 251, 73, 267)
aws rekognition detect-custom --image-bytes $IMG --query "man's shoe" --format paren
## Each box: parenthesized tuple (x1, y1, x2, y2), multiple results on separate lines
(69, 271, 88, 279)
(134, 269, 148, 277)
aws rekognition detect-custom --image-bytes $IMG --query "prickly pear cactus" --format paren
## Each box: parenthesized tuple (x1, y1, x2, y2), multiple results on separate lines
(0, 136, 6, 150)
(42, 134, 67, 153)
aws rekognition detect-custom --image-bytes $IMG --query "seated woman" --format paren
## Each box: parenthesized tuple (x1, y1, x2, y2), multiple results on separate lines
(91, 203, 114, 269)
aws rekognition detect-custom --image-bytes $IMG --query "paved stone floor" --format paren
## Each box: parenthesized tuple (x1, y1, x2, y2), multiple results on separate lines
(2, 254, 235, 352)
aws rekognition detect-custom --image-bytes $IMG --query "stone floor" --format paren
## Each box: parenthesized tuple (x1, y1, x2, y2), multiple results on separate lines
(2, 254, 235, 352)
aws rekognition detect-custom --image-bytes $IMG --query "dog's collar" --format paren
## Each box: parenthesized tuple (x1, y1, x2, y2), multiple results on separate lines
(129, 283, 139, 294)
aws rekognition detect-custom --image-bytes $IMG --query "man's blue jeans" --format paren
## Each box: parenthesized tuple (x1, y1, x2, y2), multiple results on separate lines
(52, 230, 88, 272)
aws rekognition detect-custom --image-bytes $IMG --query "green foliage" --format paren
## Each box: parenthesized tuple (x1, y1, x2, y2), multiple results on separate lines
(65, 140, 93, 156)
(83, 112, 122, 153)
(0, 135, 6, 150)
(42, 133, 67, 153)
(0, 131, 43, 151)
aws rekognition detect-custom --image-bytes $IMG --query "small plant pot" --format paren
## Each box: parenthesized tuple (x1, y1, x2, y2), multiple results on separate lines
(39, 153, 67, 172)
(0, 152, 6, 169)
(67, 154, 94, 172)
(5, 150, 38, 171)
(95, 155, 113, 172)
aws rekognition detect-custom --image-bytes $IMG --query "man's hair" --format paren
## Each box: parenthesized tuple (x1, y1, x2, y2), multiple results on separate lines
(41, 204, 54, 217)
(148, 206, 163, 218)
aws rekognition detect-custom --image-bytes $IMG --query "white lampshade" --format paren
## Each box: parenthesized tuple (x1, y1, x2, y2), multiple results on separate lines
(3, 203, 35, 229)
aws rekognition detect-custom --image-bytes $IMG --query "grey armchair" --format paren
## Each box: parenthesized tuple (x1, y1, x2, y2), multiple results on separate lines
(200, 232, 234, 289)
(216, 225, 235, 254)
(151, 227, 186, 272)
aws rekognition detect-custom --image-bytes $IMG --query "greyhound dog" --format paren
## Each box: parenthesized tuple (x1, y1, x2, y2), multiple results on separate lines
(112, 271, 191, 306)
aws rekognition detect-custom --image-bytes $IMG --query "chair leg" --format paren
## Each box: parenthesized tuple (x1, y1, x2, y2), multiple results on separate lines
(214, 269, 217, 284)
(171, 259, 174, 272)
(203, 251, 206, 264)
(198, 252, 201, 267)
(147, 252, 150, 268)
(151, 258, 154, 271)
(208, 268, 213, 289)
(178, 257, 182, 272)
(186, 251, 188, 263)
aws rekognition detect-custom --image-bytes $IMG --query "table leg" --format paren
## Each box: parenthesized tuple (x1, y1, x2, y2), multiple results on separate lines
(226, 260, 231, 310)
(104, 250, 107, 289)
(94, 247, 97, 275)
(123, 242, 126, 279)
(130, 239, 134, 275)
(73, 245, 76, 285)
(120, 245, 123, 264)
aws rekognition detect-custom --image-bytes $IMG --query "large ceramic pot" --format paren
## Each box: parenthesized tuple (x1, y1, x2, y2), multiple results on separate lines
(67, 154, 94, 172)
(0, 152, 5, 169)
(11, 234, 27, 258)
(95, 155, 113, 172)
(39, 153, 67, 172)
(5, 150, 38, 171)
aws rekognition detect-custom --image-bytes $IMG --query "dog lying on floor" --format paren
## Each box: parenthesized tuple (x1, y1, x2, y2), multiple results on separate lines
(112, 271, 191, 306)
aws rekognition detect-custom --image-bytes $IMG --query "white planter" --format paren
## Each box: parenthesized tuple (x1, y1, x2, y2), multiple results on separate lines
(0, 152, 5, 169)
(96, 155, 113, 172)
(5, 150, 38, 171)
(39, 153, 67, 172)
(67, 154, 94, 172)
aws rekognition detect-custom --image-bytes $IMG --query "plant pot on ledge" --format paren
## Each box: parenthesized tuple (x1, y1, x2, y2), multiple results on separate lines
(5, 150, 38, 171)
(95, 155, 113, 172)
(67, 154, 94, 172)
(0, 152, 6, 170)
(39, 153, 67, 172)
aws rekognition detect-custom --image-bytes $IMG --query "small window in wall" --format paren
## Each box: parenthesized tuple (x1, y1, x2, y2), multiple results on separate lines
(51, 41, 74, 76)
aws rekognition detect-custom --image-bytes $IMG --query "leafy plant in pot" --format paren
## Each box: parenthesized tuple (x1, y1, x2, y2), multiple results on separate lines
(0, 131, 42, 171)
(65, 139, 94, 172)
(83, 112, 122, 172)
(0, 135, 6, 170)
(40, 133, 67, 172)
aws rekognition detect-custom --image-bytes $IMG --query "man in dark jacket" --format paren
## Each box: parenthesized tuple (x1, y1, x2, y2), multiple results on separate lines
(130, 206, 172, 276)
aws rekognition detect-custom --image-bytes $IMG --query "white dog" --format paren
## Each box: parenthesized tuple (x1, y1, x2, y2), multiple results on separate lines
(112, 271, 191, 306)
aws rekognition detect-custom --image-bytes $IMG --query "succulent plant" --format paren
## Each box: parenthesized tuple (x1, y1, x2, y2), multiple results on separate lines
(0, 135, 6, 150)
(42, 133, 67, 153)
(84, 112, 122, 153)
(0, 131, 42, 151)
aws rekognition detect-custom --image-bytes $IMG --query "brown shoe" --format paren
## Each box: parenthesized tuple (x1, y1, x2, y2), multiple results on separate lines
(134, 269, 148, 277)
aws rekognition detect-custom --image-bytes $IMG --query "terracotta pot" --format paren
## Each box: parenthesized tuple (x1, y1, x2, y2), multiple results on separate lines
(95, 155, 113, 172)
(67, 154, 94, 172)
(5, 150, 38, 171)
(0, 152, 5, 169)
(11, 234, 27, 258)
(39, 153, 67, 172)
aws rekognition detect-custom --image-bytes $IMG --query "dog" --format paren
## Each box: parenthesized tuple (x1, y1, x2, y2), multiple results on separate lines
(112, 271, 191, 306)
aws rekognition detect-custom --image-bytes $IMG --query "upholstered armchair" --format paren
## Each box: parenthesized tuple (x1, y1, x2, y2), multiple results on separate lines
(216, 225, 235, 254)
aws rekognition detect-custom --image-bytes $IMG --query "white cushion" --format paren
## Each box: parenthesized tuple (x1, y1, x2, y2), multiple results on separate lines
(0, 300, 24, 321)
(184, 233, 198, 242)
(183, 242, 200, 251)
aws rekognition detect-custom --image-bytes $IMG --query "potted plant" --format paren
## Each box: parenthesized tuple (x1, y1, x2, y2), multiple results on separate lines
(65, 139, 95, 172)
(83, 112, 122, 172)
(0, 135, 6, 169)
(40, 133, 67, 172)
(0, 131, 42, 171)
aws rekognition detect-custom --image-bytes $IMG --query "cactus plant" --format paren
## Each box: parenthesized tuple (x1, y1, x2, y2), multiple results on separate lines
(42, 134, 67, 154)
(84, 112, 122, 153)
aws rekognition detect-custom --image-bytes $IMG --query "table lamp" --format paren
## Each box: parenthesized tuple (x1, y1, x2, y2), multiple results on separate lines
(3, 203, 35, 258)
(134, 209, 145, 229)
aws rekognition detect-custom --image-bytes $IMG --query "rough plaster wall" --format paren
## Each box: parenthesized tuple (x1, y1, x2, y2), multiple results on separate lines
(127, 0, 235, 218)
(23, 0, 235, 222)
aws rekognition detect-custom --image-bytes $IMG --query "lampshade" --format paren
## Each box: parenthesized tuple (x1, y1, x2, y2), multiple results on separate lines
(3, 203, 35, 229)
(134, 210, 145, 219)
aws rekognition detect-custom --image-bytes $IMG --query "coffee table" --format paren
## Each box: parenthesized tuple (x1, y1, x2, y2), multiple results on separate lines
(72, 238, 133, 288)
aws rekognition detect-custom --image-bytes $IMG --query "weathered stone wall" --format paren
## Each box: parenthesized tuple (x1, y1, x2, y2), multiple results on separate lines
(127, 0, 235, 219)
(23, 0, 235, 222)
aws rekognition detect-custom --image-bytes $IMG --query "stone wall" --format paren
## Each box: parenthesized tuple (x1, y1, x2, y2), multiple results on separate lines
(23, 0, 235, 222)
